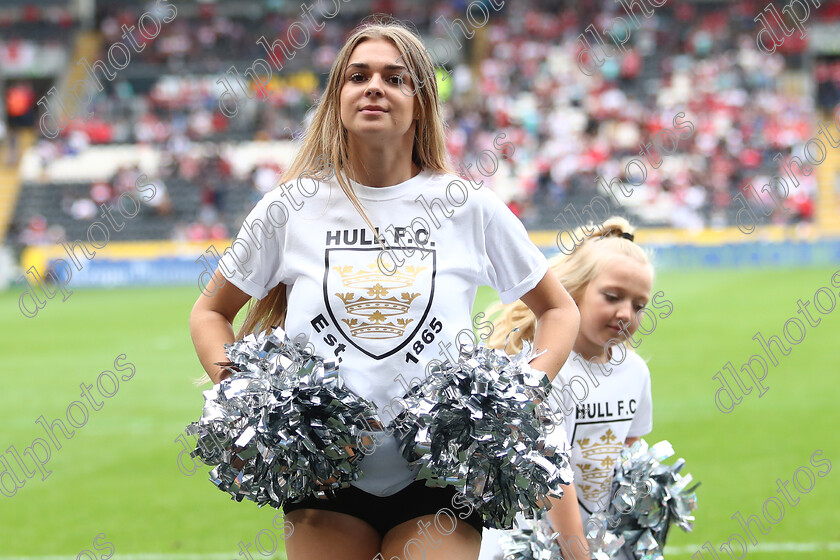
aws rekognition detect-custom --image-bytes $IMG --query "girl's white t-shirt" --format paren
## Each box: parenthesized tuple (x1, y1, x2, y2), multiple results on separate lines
(551, 348, 653, 516)
(218, 169, 550, 496)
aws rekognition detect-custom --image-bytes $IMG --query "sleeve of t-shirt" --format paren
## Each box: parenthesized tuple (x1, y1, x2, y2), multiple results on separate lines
(551, 407, 574, 454)
(559, 381, 577, 446)
(546, 369, 577, 445)
(480, 194, 549, 305)
(216, 192, 287, 300)
(560, 402, 576, 446)
(627, 370, 653, 438)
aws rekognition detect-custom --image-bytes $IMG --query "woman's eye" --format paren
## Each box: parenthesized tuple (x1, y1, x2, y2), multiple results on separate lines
(634, 305, 646, 312)
(604, 293, 618, 302)
(349, 73, 365, 82)
(388, 74, 403, 84)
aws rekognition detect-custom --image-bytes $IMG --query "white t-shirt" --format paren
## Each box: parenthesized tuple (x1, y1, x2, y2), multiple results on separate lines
(478, 346, 652, 560)
(553, 348, 653, 517)
(218, 169, 550, 496)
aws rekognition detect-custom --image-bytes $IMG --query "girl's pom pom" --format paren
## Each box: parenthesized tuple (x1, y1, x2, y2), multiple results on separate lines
(604, 439, 700, 559)
(186, 328, 381, 508)
(499, 515, 625, 560)
(499, 518, 564, 560)
(392, 339, 574, 529)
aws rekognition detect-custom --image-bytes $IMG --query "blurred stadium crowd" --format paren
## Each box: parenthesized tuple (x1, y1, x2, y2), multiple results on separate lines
(3, 0, 840, 255)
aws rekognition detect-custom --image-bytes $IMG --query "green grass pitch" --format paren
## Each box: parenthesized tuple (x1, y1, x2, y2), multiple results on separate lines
(0, 267, 838, 558)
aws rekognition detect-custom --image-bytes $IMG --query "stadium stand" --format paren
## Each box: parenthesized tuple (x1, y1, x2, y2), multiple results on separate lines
(4, 0, 840, 271)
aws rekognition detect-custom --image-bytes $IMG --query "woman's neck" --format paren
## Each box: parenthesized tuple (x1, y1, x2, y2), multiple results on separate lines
(346, 134, 419, 187)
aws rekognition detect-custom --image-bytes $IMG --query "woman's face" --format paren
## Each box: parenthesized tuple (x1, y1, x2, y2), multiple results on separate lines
(339, 38, 419, 146)
(575, 255, 653, 358)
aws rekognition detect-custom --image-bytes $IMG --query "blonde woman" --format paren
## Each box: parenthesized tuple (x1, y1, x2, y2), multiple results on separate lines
(189, 18, 581, 560)
(480, 217, 669, 560)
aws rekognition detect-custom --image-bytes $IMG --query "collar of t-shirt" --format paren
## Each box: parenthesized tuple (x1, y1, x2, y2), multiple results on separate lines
(348, 170, 432, 201)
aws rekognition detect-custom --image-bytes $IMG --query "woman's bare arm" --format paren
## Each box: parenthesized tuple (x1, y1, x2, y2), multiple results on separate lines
(519, 270, 581, 382)
(189, 269, 254, 384)
(546, 486, 591, 560)
(519, 272, 586, 556)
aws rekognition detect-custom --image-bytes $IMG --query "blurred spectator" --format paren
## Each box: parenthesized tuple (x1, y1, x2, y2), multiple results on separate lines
(6, 81, 36, 128)
(90, 181, 113, 205)
(144, 178, 173, 217)
(18, 215, 52, 246)
(5, 80, 36, 164)
(70, 197, 97, 220)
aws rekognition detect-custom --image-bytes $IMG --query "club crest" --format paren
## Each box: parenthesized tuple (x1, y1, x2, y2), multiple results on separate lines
(323, 247, 435, 359)
(573, 428, 624, 507)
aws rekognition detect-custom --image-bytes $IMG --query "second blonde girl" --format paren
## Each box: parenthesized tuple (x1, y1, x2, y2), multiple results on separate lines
(480, 217, 672, 560)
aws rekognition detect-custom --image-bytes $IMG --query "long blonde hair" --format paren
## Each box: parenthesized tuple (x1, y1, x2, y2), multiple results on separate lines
(485, 217, 653, 353)
(236, 17, 456, 337)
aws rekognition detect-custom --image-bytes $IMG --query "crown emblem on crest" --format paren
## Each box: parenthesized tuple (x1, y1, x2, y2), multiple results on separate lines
(332, 262, 425, 340)
(574, 429, 624, 503)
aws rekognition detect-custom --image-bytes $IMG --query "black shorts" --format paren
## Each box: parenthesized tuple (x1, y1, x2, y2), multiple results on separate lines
(283, 480, 484, 537)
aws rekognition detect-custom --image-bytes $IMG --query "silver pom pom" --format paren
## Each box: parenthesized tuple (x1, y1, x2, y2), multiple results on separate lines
(393, 339, 573, 529)
(499, 518, 564, 560)
(498, 512, 625, 560)
(585, 512, 627, 560)
(603, 440, 700, 559)
(186, 328, 382, 508)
